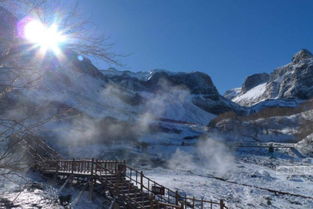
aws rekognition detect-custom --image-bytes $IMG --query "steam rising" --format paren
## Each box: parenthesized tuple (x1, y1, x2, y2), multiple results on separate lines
(168, 136, 234, 176)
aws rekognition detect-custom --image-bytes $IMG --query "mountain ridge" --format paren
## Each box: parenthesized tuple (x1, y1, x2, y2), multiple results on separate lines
(225, 49, 313, 107)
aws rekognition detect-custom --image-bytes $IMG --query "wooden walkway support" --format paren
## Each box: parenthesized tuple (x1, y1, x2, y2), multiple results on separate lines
(36, 159, 229, 209)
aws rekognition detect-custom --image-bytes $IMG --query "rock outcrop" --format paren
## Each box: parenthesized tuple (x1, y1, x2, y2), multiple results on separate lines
(101, 69, 241, 115)
(228, 49, 313, 106)
(242, 73, 269, 93)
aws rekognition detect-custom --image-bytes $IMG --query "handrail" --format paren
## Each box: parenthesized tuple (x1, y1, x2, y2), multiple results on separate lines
(95, 161, 147, 209)
(124, 164, 228, 209)
(37, 159, 229, 209)
(124, 165, 178, 207)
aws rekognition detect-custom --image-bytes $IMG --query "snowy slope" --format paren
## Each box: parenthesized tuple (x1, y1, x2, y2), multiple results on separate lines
(17, 54, 216, 125)
(229, 49, 313, 107)
(224, 87, 241, 100)
(233, 83, 267, 106)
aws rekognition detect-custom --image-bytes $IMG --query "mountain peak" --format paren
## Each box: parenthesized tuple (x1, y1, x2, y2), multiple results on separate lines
(292, 49, 313, 64)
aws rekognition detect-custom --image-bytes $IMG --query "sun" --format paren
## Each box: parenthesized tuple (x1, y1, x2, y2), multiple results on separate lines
(23, 19, 66, 56)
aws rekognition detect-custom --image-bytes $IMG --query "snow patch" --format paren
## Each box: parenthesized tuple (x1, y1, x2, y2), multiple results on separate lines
(233, 83, 267, 106)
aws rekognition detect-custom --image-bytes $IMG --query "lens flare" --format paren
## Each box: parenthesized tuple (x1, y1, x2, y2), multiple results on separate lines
(21, 18, 66, 56)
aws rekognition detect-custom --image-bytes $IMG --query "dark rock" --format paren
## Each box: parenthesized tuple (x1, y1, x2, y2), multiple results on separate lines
(101, 69, 240, 115)
(146, 71, 219, 97)
(0, 198, 20, 208)
(224, 88, 241, 100)
(192, 95, 234, 114)
(66, 51, 108, 80)
(242, 73, 269, 93)
(292, 49, 313, 64)
(59, 194, 71, 206)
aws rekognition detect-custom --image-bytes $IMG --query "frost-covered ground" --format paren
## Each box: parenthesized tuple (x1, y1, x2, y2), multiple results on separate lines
(143, 149, 313, 209)
(0, 172, 108, 209)
(1, 145, 313, 209)
(2, 123, 313, 209)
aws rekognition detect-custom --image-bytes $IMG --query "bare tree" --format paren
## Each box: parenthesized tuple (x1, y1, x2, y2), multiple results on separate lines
(0, 0, 118, 176)
(0, 0, 119, 65)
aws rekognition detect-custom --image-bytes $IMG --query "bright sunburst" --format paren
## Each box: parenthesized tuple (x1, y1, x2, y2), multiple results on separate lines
(21, 19, 66, 56)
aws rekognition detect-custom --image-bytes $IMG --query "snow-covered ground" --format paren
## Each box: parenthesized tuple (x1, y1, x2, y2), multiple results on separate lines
(233, 83, 267, 106)
(0, 171, 109, 209)
(143, 150, 313, 209)
(1, 140, 313, 209)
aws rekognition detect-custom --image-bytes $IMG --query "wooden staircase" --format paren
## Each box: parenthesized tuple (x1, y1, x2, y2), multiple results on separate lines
(37, 159, 229, 209)
(95, 164, 160, 209)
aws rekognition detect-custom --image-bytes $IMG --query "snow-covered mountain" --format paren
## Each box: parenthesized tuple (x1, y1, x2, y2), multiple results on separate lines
(100, 68, 241, 115)
(25, 56, 237, 125)
(0, 41, 244, 159)
(226, 49, 313, 107)
(0, 5, 248, 165)
(208, 49, 313, 147)
(3, 6, 313, 209)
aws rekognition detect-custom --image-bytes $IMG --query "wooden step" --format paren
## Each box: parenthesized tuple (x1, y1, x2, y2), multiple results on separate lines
(102, 178, 130, 185)
(122, 192, 149, 198)
(104, 176, 125, 180)
(109, 181, 132, 186)
(140, 204, 159, 209)
(119, 188, 139, 194)
(108, 185, 136, 191)
(109, 182, 136, 188)
(129, 194, 150, 201)
(136, 199, 154, 206)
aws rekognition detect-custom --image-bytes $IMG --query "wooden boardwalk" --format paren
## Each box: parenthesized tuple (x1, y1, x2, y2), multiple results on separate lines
(36, 159, 229, 209)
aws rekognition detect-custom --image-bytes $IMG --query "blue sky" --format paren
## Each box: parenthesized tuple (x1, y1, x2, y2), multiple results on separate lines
(75, 0, 313, 93)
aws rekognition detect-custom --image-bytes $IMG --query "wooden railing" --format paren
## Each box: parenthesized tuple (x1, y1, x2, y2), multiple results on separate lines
(38, 159, 124, 174)
(122, 164, 228, 209)
(95, 161, 148, 209)
(37, 159, 229, 209)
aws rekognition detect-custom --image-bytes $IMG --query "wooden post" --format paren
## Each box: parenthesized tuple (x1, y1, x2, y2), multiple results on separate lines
(54, 160, 59, 182)
(175, 191, 179, 206)
(220, 200, 225, 209)
(118, 162, 126, 177)
(72, 158, 75, 174)
(89, 158, 94, 200)
(140, 171, 143, 192)
(148, 179, 150, 193)
(150, 195, 153, 209)
(201, 197, 204, 209)
(123, 160, 126, 176)
(91, 158, 94, 176)
(192, 196, 195, 208)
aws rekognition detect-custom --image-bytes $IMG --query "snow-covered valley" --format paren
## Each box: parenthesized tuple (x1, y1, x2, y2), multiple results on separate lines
(1, 2, 313, 208)
(2, 143, 313, 209)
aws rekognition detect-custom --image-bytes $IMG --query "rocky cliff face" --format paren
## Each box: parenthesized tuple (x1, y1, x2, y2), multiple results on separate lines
(216, 49, 313, 145)
(270, 49, 313, 99)
(242, 73, 269, 93)
(101, 68, 240, 115)
(227, 49, 313, 107)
